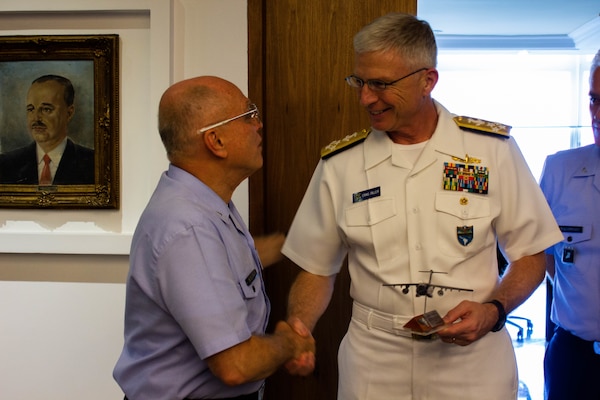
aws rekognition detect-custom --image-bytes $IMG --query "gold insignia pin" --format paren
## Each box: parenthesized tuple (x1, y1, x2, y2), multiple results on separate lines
(436, 150, 481, 164)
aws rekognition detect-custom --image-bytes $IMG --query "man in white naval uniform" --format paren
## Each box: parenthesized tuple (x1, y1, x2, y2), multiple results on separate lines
(282, 12, 563, 400)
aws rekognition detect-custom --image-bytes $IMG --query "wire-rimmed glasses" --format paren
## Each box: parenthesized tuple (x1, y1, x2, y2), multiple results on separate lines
(345, 67, 428, 91)
(198, 103, 260, 134)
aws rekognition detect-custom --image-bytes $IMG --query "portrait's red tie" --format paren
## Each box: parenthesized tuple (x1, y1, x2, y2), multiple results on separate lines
(40, 154, 52, 185)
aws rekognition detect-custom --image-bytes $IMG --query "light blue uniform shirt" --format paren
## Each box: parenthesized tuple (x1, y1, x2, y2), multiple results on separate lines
(114, 164, 269, 399)
(540, 144, 600, 342)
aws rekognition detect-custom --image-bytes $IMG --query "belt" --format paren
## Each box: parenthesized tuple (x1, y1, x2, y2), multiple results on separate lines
(555, 326, 600, 355)
(216, 391, 261, 400)
(124, 390, 260, 400)
(352, 302, 439, 341)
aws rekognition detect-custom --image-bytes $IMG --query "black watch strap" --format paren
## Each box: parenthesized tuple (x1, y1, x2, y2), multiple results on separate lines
(484, 299, 507, 332)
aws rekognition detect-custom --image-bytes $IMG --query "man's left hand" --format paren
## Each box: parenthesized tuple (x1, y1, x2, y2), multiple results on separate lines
(438, 300, 498, 346)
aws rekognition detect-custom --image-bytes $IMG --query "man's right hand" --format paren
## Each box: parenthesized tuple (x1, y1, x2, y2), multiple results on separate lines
(278, 317, 316, 376)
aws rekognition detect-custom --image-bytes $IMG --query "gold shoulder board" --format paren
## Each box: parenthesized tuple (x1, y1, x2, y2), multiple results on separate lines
(321, 128, 371, 159)
(453, 116, 511, 139)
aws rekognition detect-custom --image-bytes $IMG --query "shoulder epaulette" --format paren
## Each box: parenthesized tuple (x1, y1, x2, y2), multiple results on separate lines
(321, 128, 371, 159)
(453, 116, 511, 139)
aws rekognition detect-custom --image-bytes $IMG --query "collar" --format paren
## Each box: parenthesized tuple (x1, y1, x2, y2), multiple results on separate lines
(167, 164, 239, 225)
(572, 145, 600, 177)
(36, 137, 67, 164)
(571, 145, 600, 193)
(364, 100, 466, 174)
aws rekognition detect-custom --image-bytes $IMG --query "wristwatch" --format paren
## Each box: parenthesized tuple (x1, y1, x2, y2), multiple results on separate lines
(484, 299, 507, 332)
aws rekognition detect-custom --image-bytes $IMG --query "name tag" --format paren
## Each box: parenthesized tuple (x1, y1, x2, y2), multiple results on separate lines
(352, 186, 381, 203)
(245, 269, 258, 286)
(559, 225, 583, 233)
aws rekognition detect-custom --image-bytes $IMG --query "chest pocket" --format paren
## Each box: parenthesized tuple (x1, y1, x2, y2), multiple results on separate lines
(558, 222, 592, 245)
(435, 192, 490, 220)
(239, 268, 261, 299)
(345, 197, 400, 262)
(345, 197, 396, 226)
(435, 192, 493, 257)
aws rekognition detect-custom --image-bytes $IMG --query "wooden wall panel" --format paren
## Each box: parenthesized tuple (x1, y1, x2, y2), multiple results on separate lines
(248, 1, 417, 398)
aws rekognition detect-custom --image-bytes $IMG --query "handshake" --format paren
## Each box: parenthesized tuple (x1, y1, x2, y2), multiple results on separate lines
(275, 317, 316, 376)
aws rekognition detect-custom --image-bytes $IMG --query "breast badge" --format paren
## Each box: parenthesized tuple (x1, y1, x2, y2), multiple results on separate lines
(443, 162, 489, 194)
(457, 225, 474, 246)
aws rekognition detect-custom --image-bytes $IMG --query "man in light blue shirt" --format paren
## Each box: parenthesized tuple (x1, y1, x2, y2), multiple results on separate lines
(113, 76, 314, 400)
(541, 49, 600, 400)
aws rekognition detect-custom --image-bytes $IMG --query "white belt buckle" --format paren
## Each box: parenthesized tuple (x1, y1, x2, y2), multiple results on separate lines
(392, 315, 404, 335)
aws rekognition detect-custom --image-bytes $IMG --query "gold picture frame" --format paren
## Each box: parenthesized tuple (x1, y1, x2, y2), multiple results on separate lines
(0, 35, 119, 208)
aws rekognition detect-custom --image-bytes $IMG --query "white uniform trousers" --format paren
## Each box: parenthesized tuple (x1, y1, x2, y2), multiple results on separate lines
(338, 304, 517, 399)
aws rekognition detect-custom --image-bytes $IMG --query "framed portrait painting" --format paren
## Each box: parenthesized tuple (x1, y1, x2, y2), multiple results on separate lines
(0, 35, 119, 208)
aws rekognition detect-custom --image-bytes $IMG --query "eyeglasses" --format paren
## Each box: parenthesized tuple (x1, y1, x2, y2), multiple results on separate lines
(198, 103, 260, 133)
(345, 67, 428, 91)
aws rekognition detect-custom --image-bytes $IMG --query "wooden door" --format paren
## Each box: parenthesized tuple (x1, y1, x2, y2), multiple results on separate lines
(248, 1, 416, 399)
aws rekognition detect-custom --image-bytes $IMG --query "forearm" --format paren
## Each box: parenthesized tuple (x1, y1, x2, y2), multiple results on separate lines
(490, 251, 546, 313)
(207, 321, 314, 386)
(254, 233, 285, 269)
(287, 270, 336, 331)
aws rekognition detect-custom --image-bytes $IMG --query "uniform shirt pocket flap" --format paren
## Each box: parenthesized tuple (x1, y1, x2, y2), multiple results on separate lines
(346, 197, 396, 226)
(558, 222, 592, 244)
(239, 269, 260, 299)
(435, 192, 490, 219)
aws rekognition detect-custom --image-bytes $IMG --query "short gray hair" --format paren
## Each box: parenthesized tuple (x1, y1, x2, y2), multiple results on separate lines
(353, 12, 437, 69)
(158, 85, 216, 161)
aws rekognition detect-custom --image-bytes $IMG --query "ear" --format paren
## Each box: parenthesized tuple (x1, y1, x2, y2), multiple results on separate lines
(202, 130, 228, 159)
(423, 68, 439, 95)
(66, 105, 75, 122)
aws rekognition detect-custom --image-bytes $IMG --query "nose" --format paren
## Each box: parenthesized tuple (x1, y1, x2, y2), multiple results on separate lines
(253, 116, 264, 133)
(30, 107, 44, 120)
(358, 85, 379, 108)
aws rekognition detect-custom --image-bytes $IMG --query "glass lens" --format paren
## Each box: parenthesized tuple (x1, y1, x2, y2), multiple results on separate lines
(368, 80, 387, 90)
(345, 76, 363, 88)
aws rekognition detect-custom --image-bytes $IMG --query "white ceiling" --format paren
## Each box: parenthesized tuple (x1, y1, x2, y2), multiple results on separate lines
(418, 0, 600, 51)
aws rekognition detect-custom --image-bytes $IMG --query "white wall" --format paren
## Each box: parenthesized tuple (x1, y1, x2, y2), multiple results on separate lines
(0, 1, 248, 398)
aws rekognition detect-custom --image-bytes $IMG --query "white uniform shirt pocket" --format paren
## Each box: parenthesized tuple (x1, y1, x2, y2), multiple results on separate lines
(345, 197, 401, 262)
(345, 197, 396, 226)
(435, 192, 493, 257)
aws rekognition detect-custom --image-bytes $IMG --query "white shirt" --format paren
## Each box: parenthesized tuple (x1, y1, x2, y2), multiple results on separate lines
(282, 101, 563, 399)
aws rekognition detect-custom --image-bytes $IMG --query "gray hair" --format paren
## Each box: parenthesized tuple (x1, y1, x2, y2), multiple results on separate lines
(353, 12, 437, 69)
(158, 85, 217, 161)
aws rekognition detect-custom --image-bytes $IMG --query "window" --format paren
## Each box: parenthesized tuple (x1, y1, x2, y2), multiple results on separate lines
(433, 51, 595, 400)
(434, 52, 595, 180)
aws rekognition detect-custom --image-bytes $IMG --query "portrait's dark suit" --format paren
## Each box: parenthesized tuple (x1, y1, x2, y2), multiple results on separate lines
(0, 138, 95, 184)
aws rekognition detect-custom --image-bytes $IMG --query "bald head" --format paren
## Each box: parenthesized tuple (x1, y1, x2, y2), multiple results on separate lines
(156, 76, 263, 202)
(158, 76, 245, 161)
